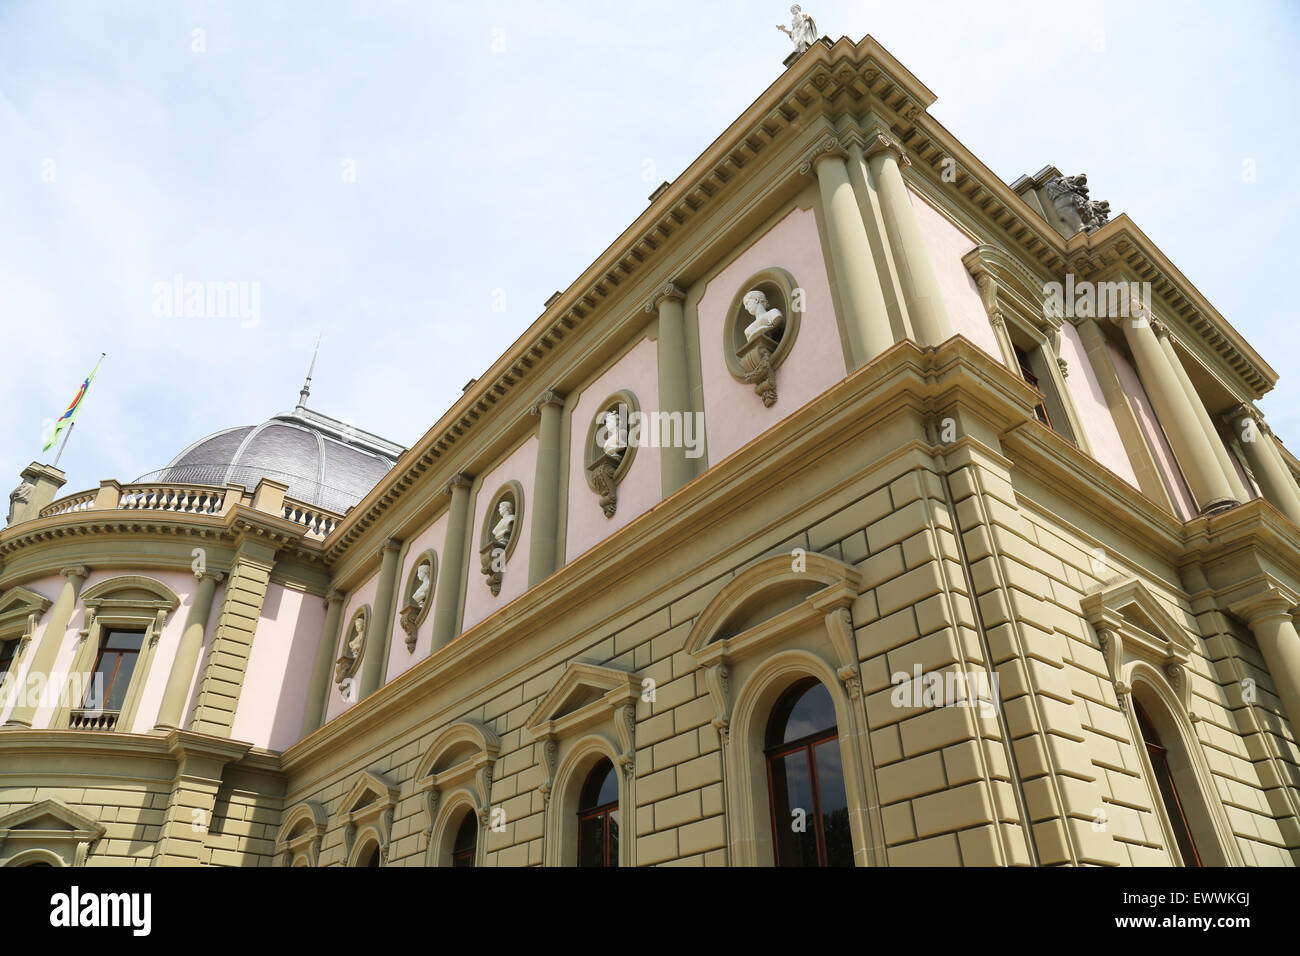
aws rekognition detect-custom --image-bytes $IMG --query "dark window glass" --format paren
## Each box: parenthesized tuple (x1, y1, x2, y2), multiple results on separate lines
(765, 678, 853, 867)
(83, 629, 144, 713)
(451, 813, 477, 868)
(1135, 702, 1202, 867)
(577, 757, 619, 867)
(0, 640, 17, 679)
(361, 843, 380, 867)
(1014, 344, 1053, 428)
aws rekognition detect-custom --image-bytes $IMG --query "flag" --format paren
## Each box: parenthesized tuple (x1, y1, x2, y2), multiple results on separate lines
(43, 354, 104, 452)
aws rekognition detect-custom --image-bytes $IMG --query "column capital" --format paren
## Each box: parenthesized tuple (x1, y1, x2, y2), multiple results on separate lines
(60, 565, 89, 583)
(445, 473, 473, 496)
(644, 281, 686, 313)
(860, 129, 912, 167)
(798, 135, 849, 176)
(379, 538, 403, 557)
(325, 588, 346, 607)
(1228, 585, 1299, 627)
(1225, 402, 1270, 435)
(193, 569, 225, 584)
(528, 388, 566, 416)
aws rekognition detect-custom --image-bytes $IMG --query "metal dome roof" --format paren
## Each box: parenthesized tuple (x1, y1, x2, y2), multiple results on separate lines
(148, 405, 404, 515)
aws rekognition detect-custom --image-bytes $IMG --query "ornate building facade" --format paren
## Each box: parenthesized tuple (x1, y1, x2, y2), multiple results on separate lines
(2, 33, 1298, 868)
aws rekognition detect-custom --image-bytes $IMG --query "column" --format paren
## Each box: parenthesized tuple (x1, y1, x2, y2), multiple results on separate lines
(300, 589, 345, 737)
(5, 565, 87, 727)
(649, 282, 698, 495)
(1226, 406, 1300, 524)
(358, 538, 402, 699)
(1119, 317, 1238, 513)
(808, 138, 894, 366)
(1155, 327, 1249, 502)
(862, 130, 953, 347)
(155, 570, 223, 730)
(1241, 595, 1300, 737)
(430, 473, 473, 650)
(528, 389, 565, 586)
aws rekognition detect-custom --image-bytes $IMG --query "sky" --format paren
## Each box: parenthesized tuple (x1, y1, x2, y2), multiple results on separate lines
(2, 0, 1298, 502)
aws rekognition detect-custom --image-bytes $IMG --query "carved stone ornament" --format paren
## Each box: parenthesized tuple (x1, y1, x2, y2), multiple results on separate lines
(1044, 173, 1111, 236)
(399, 556, 435, 652)
(587, 452, 621, 518)
(6, 481, 33, 525)
(479, 542, 505, 597)
(479, 494, 519, 597)
(335, 609, 368, 686)
(737, 332, 780, 407)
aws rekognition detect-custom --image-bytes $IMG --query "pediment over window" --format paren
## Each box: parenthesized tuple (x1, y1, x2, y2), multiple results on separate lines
(80, 575, 180, 613)
(0, 799, 105, 867)
(414, 719, 501, 843)
(0, 586, 53, 644)
(275, 801, 327, 867)
(524, 661, 639, 742)
(1080, 577, 1198, 716)
(337, 770, 399, 864)
(685, 552, 861, 663)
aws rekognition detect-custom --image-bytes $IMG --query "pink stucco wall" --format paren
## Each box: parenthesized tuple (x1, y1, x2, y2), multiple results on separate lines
(1058, 322, 1141, 488)
(1109, 342, 1197, 519)
(325, 571, 379, 722)
(231, 583, 326, 752)
(179, 579, 226, 728)
(0, 572, 64, 725)
(908, 189, 1004, 364)
(461, 435, 539, 633)
(697, 205, 846, 466)
(6, 568, 200, 731)
(565, 336, 662, 563)
(386, 510, 449, 681)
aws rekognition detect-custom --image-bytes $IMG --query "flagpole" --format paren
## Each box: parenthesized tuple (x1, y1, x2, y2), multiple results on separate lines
(52, 421, 75, 469)
(48, 352, 105, 470)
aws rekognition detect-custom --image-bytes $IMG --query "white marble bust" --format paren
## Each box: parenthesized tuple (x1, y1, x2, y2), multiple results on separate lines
(492, 500, 516, 545)
(411, 562, 431, 607)
(601, 410, 627, 457)
(742, 289, 785, 341)
(347, 616, 365, 657)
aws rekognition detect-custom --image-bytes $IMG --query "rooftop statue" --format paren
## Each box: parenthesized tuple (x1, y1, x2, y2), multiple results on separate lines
(1044, 173, 1111, 236)
(777, 5, 818, 56)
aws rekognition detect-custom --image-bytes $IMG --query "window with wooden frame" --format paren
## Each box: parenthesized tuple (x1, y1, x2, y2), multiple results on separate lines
(764, 678, 852, 867)
(450, 813, 477, 868)
(576, 757, 619, 868)
(1134, 700, 1202, 867)
(83, 629, 145, 715)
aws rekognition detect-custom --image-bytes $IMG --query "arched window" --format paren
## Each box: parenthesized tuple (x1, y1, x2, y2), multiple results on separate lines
(764, 678, 852, 867)
(1134, 700, 1201, 867)
(451, 813, 477, 868)
(577, 758, 619, 868)
(357, 841, 381, 868)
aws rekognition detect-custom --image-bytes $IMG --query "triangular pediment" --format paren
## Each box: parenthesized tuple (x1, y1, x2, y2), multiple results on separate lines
(340, 770, 398, 823)
(1080, 577, 1194, 664)
(0, 799, 104, 840)
(525, 661, 638, 739)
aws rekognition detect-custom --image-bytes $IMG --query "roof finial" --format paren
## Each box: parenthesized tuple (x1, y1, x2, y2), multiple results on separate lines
(297, 335, 321, 410)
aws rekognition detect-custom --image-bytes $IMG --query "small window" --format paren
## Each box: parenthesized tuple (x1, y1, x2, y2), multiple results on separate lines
(84, 629, 145, 713)
(1135, 702, 1202, 866)
(1013, 344, 1054, 429)
(451, 813, 477, 868)
(358, 842, 381, 868)
(577, 758, 619, 867)
(0, 640, 17, 680)
(765, 678, 852, 867)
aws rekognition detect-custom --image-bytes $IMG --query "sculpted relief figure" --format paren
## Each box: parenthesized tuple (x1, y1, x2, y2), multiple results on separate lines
(7, 480, 33, 525)
(742, 289, 785, 342)
(777, 4, 817, 56)
(1045, 173, 1110, 236)
(336, 615, 366, 683)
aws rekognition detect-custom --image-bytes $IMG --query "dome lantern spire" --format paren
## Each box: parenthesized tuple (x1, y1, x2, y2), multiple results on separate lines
(297, 335, 321, 411)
